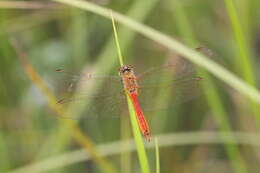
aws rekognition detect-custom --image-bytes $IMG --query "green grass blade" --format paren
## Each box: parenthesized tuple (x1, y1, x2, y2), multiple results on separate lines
(224, 0, 260, 129)
(127, 95, 150, 173)
(111, 11, 150, 173)
(171, 1, 248, 173)
(111, 11, 124, 66)
(155, 137, 160, 173)
(224, 0, 254, 84)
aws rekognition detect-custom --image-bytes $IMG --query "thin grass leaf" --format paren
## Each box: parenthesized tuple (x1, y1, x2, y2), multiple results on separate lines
(111, 11, 150, 173)
(155, 137, 160, 173)
(224, 0, 254, 84)
(111, 11, 124, 66)
(224, 0, 260, 129)
(8, 132, 260, 173)
(171, 1, 248, 173)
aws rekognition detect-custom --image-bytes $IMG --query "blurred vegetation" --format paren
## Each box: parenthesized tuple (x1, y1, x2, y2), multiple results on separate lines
(1, 0, 260, 173)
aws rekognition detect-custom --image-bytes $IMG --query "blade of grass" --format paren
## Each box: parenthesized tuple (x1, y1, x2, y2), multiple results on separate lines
(0, 1, 59, 9)
(10, 38, 117, 173)
(111, 11, 124, 66)
(155, 137, 160, 173)
(52, 0, 260, 105)
(112, 10, 132, 172)
(8, 132, 260, 173)
(224, 0, 260, 129)
(120, 117, 131, 173)
(172, 1, 248, 173)
(224, 0, 254, 84)
(127, 98, 150, 173)
(111, 11, 150, 173)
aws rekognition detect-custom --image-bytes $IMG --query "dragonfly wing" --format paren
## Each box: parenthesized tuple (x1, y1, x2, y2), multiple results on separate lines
(54, 68, 121, 93)
(137, 57, 196, 87)
(137, 75, 202, 112)
(55, 77, 128, 120)
(135, 51, 202, 112)
(136, 47, 211, 87)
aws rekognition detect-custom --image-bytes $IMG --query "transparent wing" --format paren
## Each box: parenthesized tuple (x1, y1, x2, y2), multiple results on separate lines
(54, 68, 120, 92)
(138, 75, 202, 112)
(136, 55, 196, 87)
(136, 47, 211, 87)
(57, 92, 127, 120)
(133, 48, 204, 113)
(54, 69, 127, 120)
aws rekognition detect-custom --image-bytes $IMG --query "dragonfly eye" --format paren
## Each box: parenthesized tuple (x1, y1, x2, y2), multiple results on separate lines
(119, 65, 133, 74)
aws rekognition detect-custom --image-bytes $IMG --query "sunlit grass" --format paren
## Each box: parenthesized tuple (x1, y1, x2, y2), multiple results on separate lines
(155, 137, 160, 173)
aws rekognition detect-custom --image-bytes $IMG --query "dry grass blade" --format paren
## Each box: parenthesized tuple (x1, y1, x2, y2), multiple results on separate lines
(10, 38, 117, 173)
(0, 1, 61, 9)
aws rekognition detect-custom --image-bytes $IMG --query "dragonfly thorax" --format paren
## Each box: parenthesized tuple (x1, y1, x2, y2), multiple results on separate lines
(119, 65, 139, 94)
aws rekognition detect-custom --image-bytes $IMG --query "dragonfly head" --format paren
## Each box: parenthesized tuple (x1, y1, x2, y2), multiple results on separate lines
(119, 65, 134, 76)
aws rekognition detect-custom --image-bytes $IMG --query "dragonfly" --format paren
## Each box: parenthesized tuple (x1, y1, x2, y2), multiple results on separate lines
(55, 48, 209, 141)
(119, 65, 151, 141)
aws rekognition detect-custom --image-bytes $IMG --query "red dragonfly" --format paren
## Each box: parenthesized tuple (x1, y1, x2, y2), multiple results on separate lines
(55, 49, 207, 141)
(119, 65, 152, 141)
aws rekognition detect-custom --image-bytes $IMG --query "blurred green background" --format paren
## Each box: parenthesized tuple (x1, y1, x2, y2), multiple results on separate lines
(1, 0, 260, 173)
